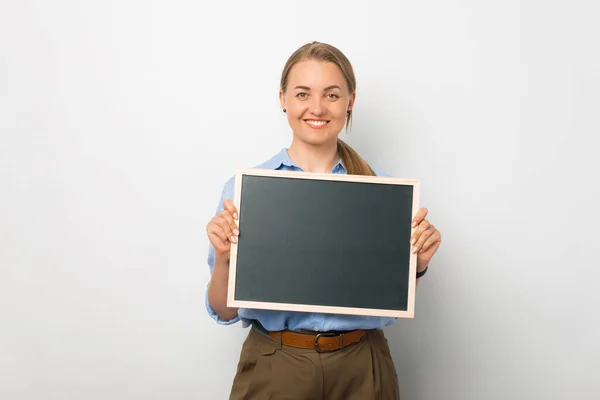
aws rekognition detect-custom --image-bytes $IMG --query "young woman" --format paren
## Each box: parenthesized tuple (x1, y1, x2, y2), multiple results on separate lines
(206, 42, 442, 399)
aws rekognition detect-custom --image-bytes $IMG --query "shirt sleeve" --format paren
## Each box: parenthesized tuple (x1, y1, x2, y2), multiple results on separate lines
(372, 167, 391, 177)
(205, 177, 240, 325)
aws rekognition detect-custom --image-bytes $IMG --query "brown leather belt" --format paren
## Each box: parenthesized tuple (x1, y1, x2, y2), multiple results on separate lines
(268, 329, 366, 353)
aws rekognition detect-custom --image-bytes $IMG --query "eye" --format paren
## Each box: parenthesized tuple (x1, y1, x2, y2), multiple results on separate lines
(326, 93, 340, 99)
(296, 92, 308, 99)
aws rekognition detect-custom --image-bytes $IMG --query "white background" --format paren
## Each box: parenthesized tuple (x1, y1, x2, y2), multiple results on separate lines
(1, 1, 599, 399)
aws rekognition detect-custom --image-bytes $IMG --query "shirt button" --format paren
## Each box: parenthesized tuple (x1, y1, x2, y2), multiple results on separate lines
(313, 326, 319, 331)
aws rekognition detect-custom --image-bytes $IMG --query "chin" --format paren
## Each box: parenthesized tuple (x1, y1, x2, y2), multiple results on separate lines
(298, 132, 338, 147)
(295, 125, 342, 146)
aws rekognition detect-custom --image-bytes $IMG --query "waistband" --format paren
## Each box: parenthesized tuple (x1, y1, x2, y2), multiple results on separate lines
(251, 320, 367, 353)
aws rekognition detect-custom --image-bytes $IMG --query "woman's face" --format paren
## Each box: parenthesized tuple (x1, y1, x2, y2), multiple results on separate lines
(280, 60, 355, 147)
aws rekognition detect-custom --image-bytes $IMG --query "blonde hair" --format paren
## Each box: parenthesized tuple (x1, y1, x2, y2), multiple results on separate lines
(280, 41, 375, 176)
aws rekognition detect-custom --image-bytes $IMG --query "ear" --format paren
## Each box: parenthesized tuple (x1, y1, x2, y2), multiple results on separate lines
(279, 89, 286, 109)
(348, 91, 356, 111)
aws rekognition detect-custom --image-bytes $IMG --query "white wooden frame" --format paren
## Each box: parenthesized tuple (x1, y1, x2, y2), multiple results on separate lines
(227, 168, 420, 318)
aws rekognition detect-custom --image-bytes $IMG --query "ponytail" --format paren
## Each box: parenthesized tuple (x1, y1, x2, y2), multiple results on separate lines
(337, 138, 375, 176)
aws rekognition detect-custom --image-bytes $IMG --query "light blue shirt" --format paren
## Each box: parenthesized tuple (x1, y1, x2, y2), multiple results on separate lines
(205, 148, 397, 332)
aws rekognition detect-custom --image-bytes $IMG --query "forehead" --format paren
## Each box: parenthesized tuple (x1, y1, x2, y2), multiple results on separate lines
(287, 60, 347, 90)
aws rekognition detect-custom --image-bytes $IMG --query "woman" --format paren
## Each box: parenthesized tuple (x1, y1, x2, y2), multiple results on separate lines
(206, 42, 442, 399)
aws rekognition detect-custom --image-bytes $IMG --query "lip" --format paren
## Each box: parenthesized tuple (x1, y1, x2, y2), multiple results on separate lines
(304, 119, 330, 129)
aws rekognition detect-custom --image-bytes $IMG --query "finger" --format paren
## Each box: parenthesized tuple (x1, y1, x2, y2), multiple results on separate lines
(216, 215, 237, 244)
(414, 225, 436, 252)
(413, 225, 435, 253)
(419, 231, 441, 254)
(223, 199, 238, 220)
(410, 220, 431, 246)
(207, 222, 229, 245)
(219, 210, 239, 239)
(412, 207, 428, 228)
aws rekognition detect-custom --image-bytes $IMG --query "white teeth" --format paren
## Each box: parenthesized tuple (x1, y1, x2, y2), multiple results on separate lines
(307, 120, 327, 126)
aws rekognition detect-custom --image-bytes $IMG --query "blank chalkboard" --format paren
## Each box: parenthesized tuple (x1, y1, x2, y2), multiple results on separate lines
(227, 169, 420, 318)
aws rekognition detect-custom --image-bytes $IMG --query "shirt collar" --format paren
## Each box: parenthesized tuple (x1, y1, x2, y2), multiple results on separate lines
(332, 157, 346, 173)
(262, 148, 347, 174)
(259, 148, 295, 170)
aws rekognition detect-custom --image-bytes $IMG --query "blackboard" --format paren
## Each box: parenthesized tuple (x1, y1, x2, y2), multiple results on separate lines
(227, 169, 420, 318)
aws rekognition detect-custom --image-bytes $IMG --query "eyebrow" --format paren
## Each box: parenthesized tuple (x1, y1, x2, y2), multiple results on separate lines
(293, 85, 342, 91)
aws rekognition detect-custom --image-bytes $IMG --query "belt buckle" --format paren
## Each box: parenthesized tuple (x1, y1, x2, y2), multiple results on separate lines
(314, 332, 341, 353)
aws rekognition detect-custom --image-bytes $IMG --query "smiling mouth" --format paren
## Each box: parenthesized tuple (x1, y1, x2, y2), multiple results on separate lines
(304, 120, 330, 128)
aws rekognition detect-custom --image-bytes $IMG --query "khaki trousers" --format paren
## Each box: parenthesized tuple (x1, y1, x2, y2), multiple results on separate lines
(229, 327, 400, 400)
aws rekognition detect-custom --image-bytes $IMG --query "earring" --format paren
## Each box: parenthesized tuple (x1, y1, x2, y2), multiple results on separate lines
(282, 108, 287, 113)
(347, 110, 351, 116)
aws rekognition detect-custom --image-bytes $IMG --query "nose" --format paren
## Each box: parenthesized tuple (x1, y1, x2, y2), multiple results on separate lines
(309, 96, 324, 116)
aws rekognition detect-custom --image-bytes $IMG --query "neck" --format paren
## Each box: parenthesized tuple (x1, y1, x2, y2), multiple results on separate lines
(287, 138, 340, 173)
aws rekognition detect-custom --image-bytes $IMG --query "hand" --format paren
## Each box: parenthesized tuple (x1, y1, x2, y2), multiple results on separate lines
(410, 208, 442, 271)
(206, 199, 239, 260)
